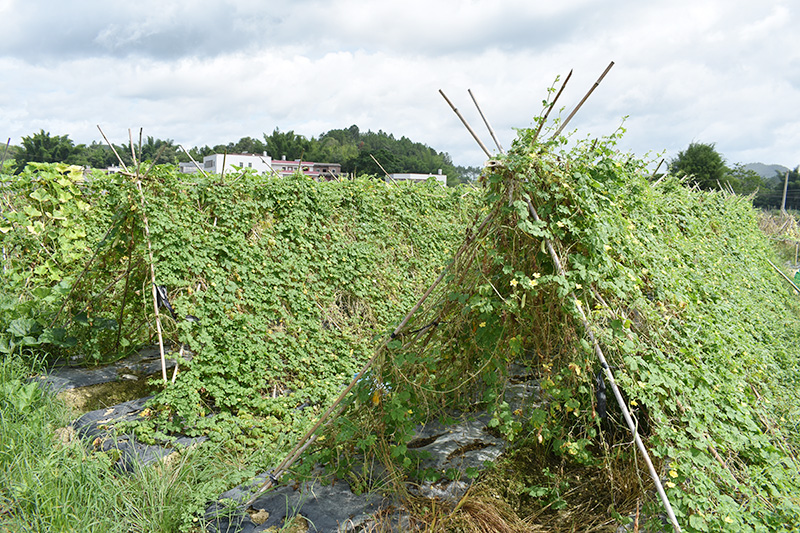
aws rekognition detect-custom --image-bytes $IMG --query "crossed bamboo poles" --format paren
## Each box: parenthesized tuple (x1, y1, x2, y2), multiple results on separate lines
(244, 61, 681, 533)
(439, 62, 681, 533)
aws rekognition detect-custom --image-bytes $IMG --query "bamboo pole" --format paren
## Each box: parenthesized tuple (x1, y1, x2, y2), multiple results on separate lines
(113, 237, 136, 354)
(138, 181, 168, 383)
(48, 222, 118, 328)
(1, 138, 10, 169)
(96, 126, 129, 173)
(243, 210, 497, 507)
(525, 198, 681, 533)
(767, 258, 800, 294)
(551, 61, 614, 139)
(651, 159, 665, 178)
(141, 144, 170, 181)
(468, 89, 504, 154)
(532, 69, 572, 145)
(369, 153, 391, 179)
(125, 131, 169, 383)
(179, 145, 210, 178)
(439, 90, 492, 158)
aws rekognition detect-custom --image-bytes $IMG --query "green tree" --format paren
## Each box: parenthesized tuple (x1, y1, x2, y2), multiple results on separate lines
(352, 147, 400, 177)
(452, 165, 481, 185)
(137, 136, 179, 165)
(669, 142, 730, 190)
(263, 128, 312, 161)
(230, 136, 268, 155)
(13, 130, 85, 173)
(727, 163, 765, 196)
(759, 166, 800, 210)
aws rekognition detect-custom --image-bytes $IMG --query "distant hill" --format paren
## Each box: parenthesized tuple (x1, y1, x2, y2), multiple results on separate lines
(743, 163, 790, 179)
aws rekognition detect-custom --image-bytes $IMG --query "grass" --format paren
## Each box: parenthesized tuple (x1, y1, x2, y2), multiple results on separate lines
(0, 355, 276, 533)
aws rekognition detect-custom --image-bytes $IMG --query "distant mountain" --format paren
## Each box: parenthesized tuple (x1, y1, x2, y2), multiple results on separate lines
(743, 163, 790, 179)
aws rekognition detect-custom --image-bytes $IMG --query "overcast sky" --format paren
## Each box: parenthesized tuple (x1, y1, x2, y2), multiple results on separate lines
(1, 0, 798, 169)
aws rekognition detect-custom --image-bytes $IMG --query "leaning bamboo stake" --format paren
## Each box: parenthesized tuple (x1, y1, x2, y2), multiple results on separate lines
(532, 69, 572, 145)
(124, 132, 169, 383)
(49, 223, 118, 328)
(171, 344, 183, 383)
(767, 258, 800, 294)
(138, 182, 168, 382)
(525, 198, 681, 533)
(97, 126, 129, 173)
(1, 138, 10, 169)
(258, 154, 282, 179)
(243, 210, 497, 507)
(468, 89, 504, 154)
(179, 145, 210, 178)
(551, 61, 614, 139)
(369, 153, 392, 179)
(439, 90, 492, 158)
(651, 158, 665, 178)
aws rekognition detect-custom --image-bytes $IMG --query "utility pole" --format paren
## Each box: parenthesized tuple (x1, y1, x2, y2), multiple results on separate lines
(781, 171, 790, 213)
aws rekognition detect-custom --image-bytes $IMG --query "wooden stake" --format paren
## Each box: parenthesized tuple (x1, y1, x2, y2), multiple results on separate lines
(551, 61, 614, 139)
(781, 171, 789, 213)
(124, 131, 169, 383)
(141, 144, 171, 181)
(48, 223, 118, 328)
(768, 258, 800, 294)
(179, 145, 210, 178)
(439, 89, 492, 158)
(652, 159, 665, 178)
(369, 153, 391, 179)
(0, 138, 10, 169)
(468, 89, 504, 154)
(532, 69, 572, 145)
(96, 126, 129, 173)
(137, 181, 169, 383)
(171, 344, 183, 383)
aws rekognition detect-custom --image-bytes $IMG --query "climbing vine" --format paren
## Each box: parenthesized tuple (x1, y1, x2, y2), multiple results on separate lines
(0, 163, 477, 447)
(320, 123, 800, 531)
(4, 118, 800, 531)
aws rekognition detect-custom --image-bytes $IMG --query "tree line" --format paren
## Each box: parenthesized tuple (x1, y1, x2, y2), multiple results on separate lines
(2, 128, 481, 186)
(667, 141, 798, 210)
(4, 132, 795, 203)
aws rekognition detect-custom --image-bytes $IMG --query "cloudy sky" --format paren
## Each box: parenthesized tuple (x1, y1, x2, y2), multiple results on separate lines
(1, 0, 798, 169)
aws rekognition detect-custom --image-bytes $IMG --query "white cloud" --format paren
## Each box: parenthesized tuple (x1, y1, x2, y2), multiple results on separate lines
(0, 0, 798, 168)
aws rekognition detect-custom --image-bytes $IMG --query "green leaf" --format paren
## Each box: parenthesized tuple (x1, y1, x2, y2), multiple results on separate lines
(688, 514, 709, 532)
(72, 311, 89, 326)
(7, 318, 38, 338)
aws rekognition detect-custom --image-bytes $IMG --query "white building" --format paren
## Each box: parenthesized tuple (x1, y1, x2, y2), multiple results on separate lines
(179, 152, 342, 180)
(270, 156, 342, 180)
(386, 170, 446, 186)
(180, 152, 274, 175)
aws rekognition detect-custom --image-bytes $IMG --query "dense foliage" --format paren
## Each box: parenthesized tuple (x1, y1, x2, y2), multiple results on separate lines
(321, 123, 800, 531)
(5, 114, 800, 531)
(669, 142, 730, 190)
(0, 163, 477, 445)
